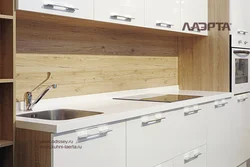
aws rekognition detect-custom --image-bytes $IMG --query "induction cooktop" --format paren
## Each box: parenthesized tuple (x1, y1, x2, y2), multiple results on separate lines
(114, 94, 202, 103)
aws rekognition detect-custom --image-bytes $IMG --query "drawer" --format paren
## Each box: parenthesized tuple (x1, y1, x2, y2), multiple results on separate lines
(176, 104, 207, 152)
(145, 0, 181, 32)
(127, 104, 207, 167)
(94, 0, 144, 27)
(52, 122, 126, 167)
(17, 0, 94, 20)
(174, 145, 206, 167)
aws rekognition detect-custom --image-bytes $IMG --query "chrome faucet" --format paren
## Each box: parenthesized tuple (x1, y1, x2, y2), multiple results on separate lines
(25, 84, 57, 111)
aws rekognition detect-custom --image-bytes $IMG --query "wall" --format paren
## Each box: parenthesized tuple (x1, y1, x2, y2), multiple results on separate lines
(16, 11, 178, 101)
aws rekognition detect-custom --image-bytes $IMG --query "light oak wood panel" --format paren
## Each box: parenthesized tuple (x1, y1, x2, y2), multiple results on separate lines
(16, 54, 178, 101)
(16, 11, 179, 101)
(15, 129, 51, 167)
(178, 0, 230, 92)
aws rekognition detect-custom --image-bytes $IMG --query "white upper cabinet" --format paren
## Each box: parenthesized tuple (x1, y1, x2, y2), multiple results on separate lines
(17, 0, 208, 35)
(17, 0, 94, 19)
(94, 0, 145, 27)
(180, 0, 208, 35)
(230, 0, 250, 35)
(145, 0, 181, 32)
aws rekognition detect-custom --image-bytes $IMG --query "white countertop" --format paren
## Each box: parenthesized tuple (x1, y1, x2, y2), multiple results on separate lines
(16, 86, 233, 133)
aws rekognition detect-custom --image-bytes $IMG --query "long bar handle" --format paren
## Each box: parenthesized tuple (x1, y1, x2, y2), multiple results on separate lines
(141, 113, 165, 125)
(77, 126, 112, 139)
(215, 100, 228, 108)
(184, 105, 201, 116)
(110, 12, 135, 21)
(156, 21, 174, 28)
(44, 2, 79, 11)
(238, 97, 249, 103)
(184, 152, 202, 163)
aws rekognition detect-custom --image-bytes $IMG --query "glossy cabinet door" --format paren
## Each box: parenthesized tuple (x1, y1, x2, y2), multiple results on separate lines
(180, 0, 208, 35)
(94, 0, 144, 27)
(145, 0, 181, 32)
(52, 122, 126, 167)
(207, 98, 235, 167)
(236, 94, 250, 162)
(230, 96, 246, 167)
(230, 0, 250, 35)
(17, 0, 94, 19)
(127, 104, 207, 167)
(174, 145, 206, 167)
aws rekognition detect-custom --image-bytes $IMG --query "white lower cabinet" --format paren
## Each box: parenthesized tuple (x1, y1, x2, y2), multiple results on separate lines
(174, 145, 206, 167)
(233, 93, 250, 164)
(127, 103, 207, 167)
(207, 98, 235, 167)
(52, 122, 126, 167)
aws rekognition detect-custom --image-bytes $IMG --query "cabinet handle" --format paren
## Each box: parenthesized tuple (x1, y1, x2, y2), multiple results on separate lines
(238, 29, 248, 35)
(184, 152, 202, 163)
(184, 105, 201, 116)
(44, 1, 79, 12)
(76, 126, 112, 139)
(238, 97, 249, 103)
(110, 12, 135, 21)
(156, 21, 174, 28)
(184, 109, 201, 116)
(214, 100, 228, 108)
(141, 113, 165, 125)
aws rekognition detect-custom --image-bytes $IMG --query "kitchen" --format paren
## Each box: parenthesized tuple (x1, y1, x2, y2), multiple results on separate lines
(0, 0, 249, 167)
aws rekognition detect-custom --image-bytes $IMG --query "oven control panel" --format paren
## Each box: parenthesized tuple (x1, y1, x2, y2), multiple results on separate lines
(232, 35, 250, 48)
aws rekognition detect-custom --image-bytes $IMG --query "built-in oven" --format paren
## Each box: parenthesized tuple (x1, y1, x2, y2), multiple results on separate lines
(231, 46, 250, 94)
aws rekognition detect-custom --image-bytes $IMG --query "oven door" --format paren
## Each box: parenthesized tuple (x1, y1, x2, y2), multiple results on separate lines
(232, 48, 250, 94)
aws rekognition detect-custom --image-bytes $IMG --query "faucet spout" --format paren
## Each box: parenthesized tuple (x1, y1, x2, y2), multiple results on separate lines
(25, 84, 57, 111)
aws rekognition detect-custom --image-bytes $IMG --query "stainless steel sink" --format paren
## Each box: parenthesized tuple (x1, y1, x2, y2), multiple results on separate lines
(18, 109, 103, 120)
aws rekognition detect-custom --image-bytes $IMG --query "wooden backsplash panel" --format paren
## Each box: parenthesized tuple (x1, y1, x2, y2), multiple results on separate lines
(16, 11, 178, 101)
(178, 0, 230, 92)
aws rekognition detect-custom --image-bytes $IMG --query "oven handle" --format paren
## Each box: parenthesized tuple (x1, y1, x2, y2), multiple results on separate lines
(233, 50, 250, 55)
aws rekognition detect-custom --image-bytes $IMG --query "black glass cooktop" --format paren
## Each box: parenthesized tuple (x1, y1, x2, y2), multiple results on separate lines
(114, 94, 202, 103)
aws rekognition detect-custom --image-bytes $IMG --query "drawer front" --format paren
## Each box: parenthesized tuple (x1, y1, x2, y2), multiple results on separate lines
(127, 110, 181, 167)
(127, 104, 207, 167)
(52, 122, 126, 167)
(174, 145, 206, 167)
(145, 0, 181, 32)
(177, 104, 207, 152)
(17, 0, 93, 19)
(94, 0, 144, 27)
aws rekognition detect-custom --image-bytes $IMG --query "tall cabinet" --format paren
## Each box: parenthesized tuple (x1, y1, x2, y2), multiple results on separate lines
(0, 0, 15, 166)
